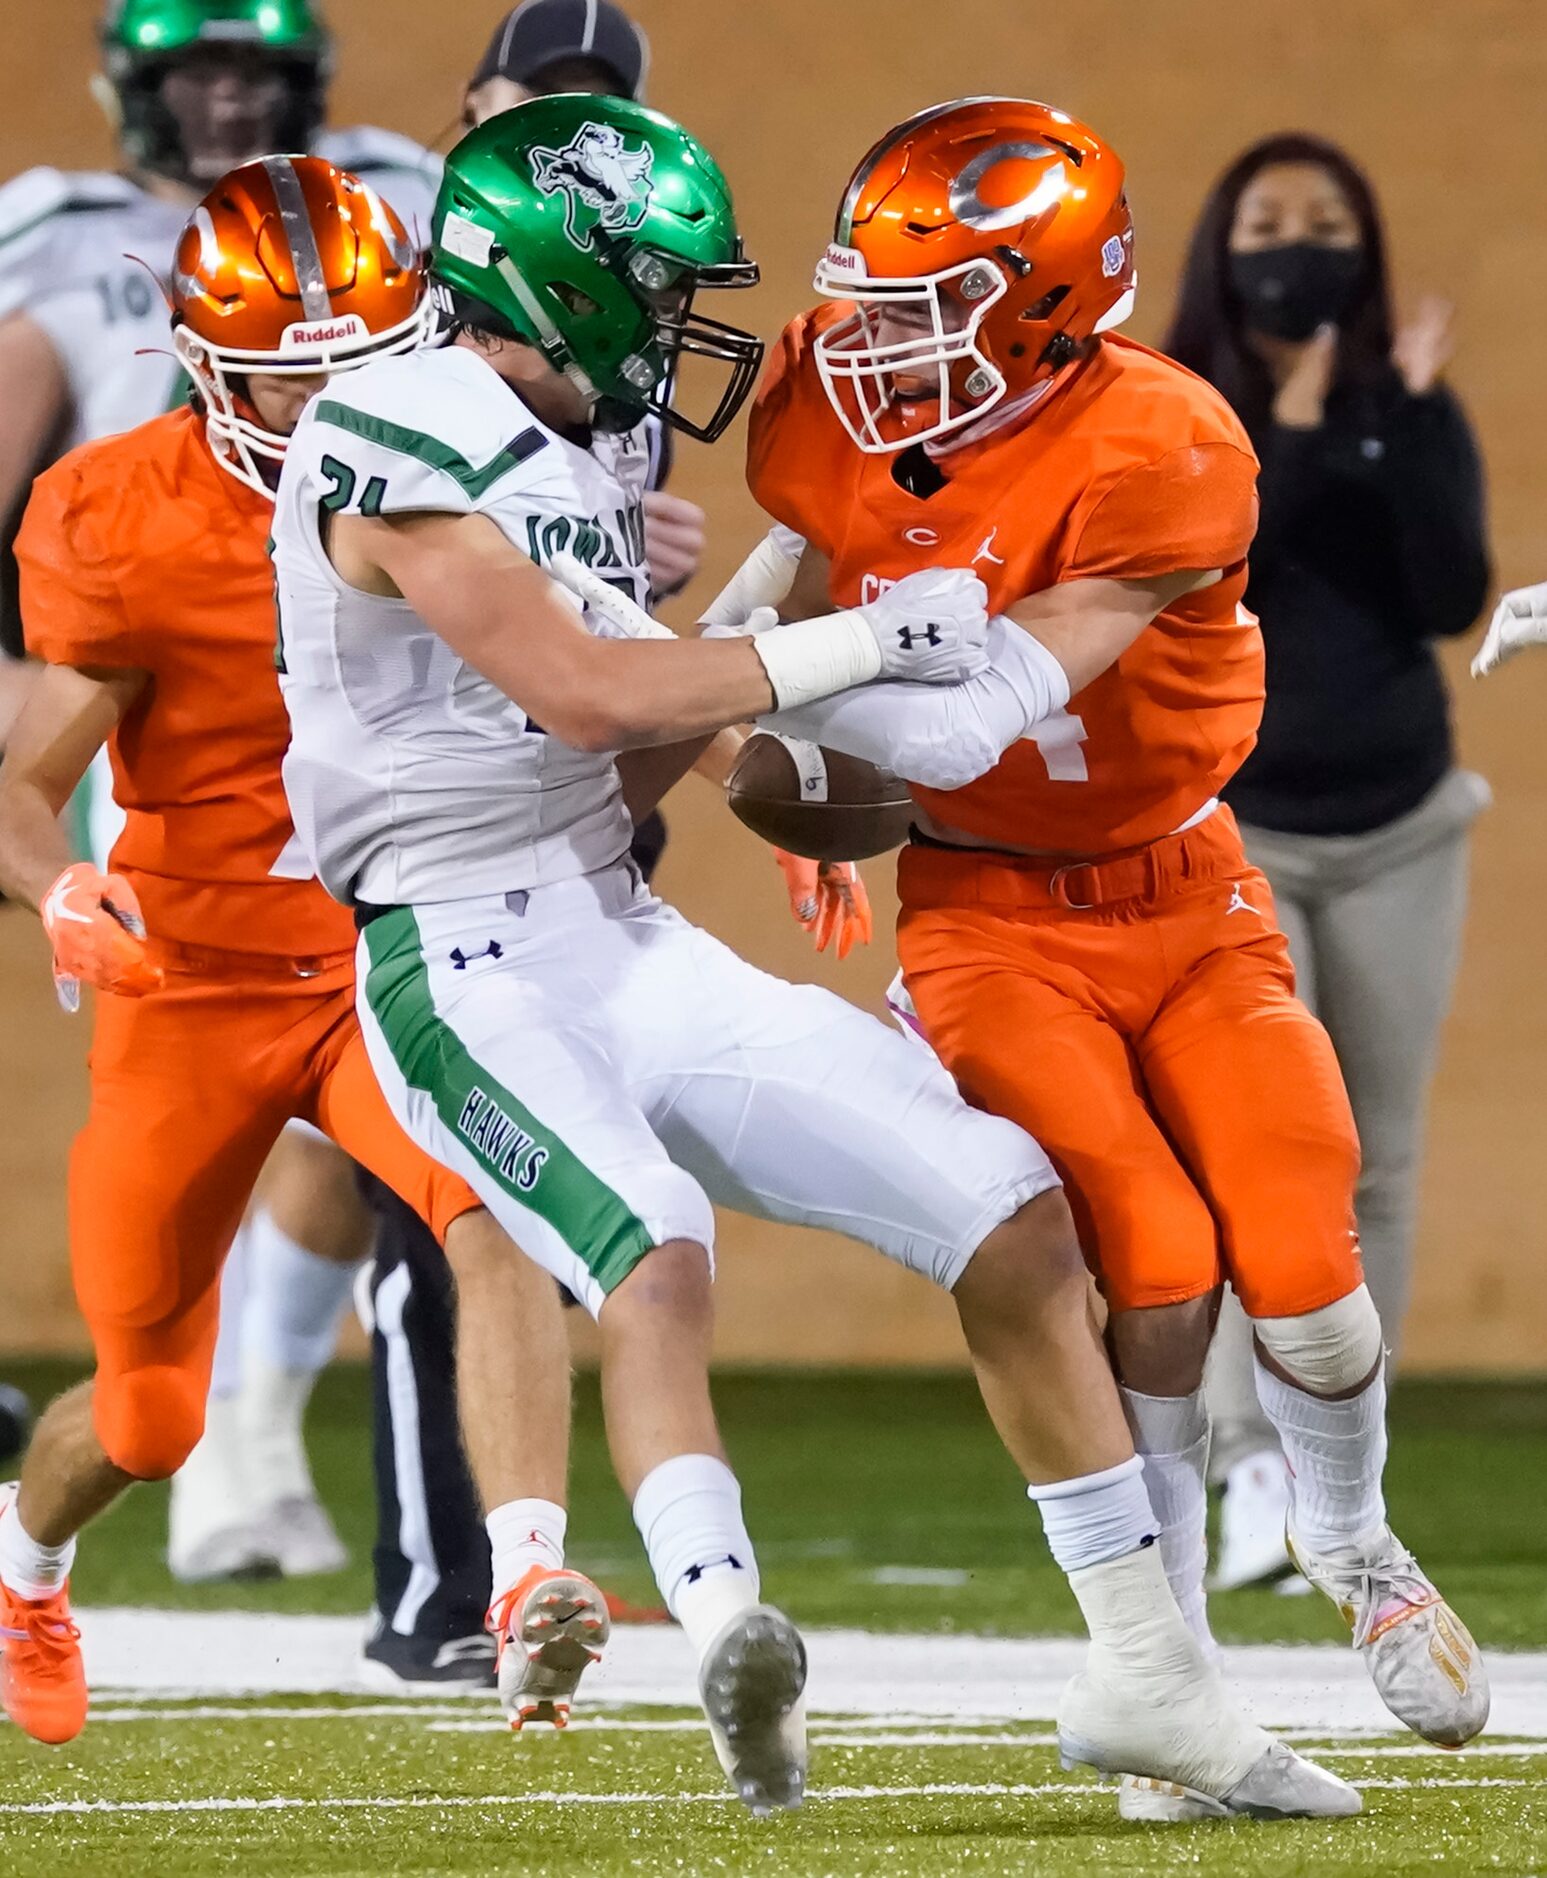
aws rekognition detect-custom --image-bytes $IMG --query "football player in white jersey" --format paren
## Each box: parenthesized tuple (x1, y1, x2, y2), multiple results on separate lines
(0, 0, 441, 1585)
(270, 95, 1358, 1820)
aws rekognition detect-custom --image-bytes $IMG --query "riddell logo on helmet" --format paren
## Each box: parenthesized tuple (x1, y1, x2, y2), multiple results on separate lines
(822, 243, 867, 277)
(281, 315, 369, 350)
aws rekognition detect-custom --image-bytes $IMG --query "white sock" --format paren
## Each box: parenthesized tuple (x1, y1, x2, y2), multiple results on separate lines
(1121, 1387, 1216, 1655)
(632, 1454, 760, 1660)
(169, 1396, 251, 1551)
(238, 1360, 318, 1507)
(208, 1218, 251, 1402)
(1253, 1354, 1388, 1553)
(0, 1489, 76, 1602)
(1026, 1454, 1160, 1574)
(243, 1207, 360, 1375)
(1066, 1540, 1210, 1682)
(487, 1498, 567, 1595)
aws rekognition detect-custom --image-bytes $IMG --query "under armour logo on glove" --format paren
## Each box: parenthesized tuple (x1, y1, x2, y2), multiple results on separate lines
(855, 566, 990, 683)
(450, 941, 504, 970)
(897, 623, 944, 650)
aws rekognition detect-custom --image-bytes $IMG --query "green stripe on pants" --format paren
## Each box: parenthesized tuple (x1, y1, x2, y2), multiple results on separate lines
(362, 907, 654, 1295)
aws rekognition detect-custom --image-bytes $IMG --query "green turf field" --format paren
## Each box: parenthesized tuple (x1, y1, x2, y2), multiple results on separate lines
(1, 1364, 1543, 1874)
(7, 1361, 1545, 1646)
(2, 1700, 1543, 1878)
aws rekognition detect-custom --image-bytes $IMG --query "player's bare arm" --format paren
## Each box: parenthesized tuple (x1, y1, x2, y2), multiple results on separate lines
(329, 506, 779, 748)
(616, 735, 719, 822)
(0, 659, 159, 1006)
(327, 506, 990, 752)
(1005, 565, 1223, 695)
(0, 661, 143, 910)
(759, 542, 1221, 791)
(0, 316, 69, 533)
(0, 317, 71, 734)
(782, 537, 1217, 692)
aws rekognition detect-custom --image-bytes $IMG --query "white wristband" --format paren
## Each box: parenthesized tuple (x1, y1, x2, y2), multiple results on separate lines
(750, 610, 882, 710)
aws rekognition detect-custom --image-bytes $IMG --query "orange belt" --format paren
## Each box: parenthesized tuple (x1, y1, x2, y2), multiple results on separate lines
(148, 935, 355, 982)
(900, 806, 1246, 914)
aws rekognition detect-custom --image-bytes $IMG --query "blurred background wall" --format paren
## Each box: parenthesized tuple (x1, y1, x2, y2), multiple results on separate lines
(2, 0, 1544, 1368)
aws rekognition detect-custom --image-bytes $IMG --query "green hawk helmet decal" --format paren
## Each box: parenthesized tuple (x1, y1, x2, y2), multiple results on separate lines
(100, 1, 333, 187)
(432, 95, 763, 443)
(530, 122, 656, 250)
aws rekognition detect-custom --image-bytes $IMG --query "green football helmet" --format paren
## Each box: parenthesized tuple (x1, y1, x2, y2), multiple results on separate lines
(431, 95, 763, 442)
(100, 1, 333, 187)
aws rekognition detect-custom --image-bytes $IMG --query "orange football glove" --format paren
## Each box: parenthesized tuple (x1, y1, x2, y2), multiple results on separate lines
(772, 849, 874, 961)
(40, 862, 163, 1012)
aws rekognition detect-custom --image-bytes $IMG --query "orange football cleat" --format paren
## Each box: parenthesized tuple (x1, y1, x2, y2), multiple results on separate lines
(486, 1564, 610, 1732)
(0, 1576, 87, 1746)
(602, 1588, 670, 1627)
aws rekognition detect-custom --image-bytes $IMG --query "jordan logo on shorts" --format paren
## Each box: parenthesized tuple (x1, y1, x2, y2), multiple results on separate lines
(1225, 883, 1253, 917)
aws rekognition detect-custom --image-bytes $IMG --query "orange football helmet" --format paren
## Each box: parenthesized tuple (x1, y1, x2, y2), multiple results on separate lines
(812, 98, 1136, 453)
(171, 155, 432, 493)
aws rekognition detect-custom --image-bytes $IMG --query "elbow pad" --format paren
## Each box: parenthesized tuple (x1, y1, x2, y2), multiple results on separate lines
(897, 722, 1007, 791)
(700, 527, 806, 629)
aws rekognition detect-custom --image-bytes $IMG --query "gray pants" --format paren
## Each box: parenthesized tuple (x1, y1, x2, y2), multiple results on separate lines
(1206, 768, 1489, 1478)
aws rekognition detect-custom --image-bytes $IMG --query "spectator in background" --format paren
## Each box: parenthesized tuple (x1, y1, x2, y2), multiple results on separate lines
(1163, 134, 1491, 1589)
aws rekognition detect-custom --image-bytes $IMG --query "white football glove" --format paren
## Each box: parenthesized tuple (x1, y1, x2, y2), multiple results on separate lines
(856, 568, 991, 684)
(1472, 580, 1547, 678)
(547, 551, 675, 642)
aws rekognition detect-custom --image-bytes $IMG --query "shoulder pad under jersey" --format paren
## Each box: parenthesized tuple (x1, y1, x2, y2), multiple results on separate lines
(0, 169, 154, 320)
(0, 167, 142, 257)
(316, 126, 443, 188)
(300, 348, 558, 517)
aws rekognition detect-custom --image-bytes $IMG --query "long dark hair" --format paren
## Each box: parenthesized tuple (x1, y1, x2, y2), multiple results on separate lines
(1162, 133, 1395, 429)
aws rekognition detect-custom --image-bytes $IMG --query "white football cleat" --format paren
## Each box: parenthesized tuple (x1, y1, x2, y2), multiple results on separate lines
(489, 1566, 609, 1731)
(1211, 1450, 1294, 1592)
(1118, 1775, 1228, 1822)
(1287, 1520, 1488, 1746)
(167, 1404, 279, 1584)
(252, 1493, 348, 1578)
(700, 1605, 808, 1816)
(1060, 1650, 1361, 1819)
(167, 1520, 279, 1584)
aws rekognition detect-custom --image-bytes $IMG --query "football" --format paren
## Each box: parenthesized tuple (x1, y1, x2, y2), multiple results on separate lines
(725, 731, 915, 862)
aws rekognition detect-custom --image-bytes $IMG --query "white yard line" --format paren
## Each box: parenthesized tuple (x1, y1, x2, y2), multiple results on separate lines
(69, 1708, 1547, 1762)
(72, 1609, 1547, 1739)
(1, 1777, 1538, 1820)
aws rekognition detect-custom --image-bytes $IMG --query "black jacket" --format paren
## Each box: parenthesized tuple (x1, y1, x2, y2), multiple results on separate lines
(1225, 370, 1489, 837)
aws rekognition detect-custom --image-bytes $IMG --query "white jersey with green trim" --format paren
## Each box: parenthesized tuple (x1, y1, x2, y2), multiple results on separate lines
(0, 132, 441, 457)
(272, 343, 654, 908)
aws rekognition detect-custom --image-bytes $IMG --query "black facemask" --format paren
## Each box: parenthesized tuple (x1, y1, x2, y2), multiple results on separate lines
(1228, 243, 1365, 342)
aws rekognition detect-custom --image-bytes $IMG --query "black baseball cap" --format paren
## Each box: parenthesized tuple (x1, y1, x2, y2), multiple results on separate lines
(470, 0, 650, 101)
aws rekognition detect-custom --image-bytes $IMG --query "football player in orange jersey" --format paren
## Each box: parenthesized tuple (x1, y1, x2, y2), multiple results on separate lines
(0, 159, 605, 1747)
(739, 98, 1487, 1793)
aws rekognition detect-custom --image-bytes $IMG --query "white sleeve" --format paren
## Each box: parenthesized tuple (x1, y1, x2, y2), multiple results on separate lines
(760, 615, 1071, 790)
(699, 526, 806, 628)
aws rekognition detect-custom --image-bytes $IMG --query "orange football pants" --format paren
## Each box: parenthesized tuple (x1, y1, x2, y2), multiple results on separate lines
(897, 807, 1363, 1320)
(71, 940, 480, 1480)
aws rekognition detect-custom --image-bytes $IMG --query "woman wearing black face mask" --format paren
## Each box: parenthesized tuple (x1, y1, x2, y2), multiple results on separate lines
(1164, 134, 1491, 1594)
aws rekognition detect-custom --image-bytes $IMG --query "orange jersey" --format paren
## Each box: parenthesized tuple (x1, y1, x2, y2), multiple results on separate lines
(748, 312, 1265, 855)
(17, 407, 353, 958)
